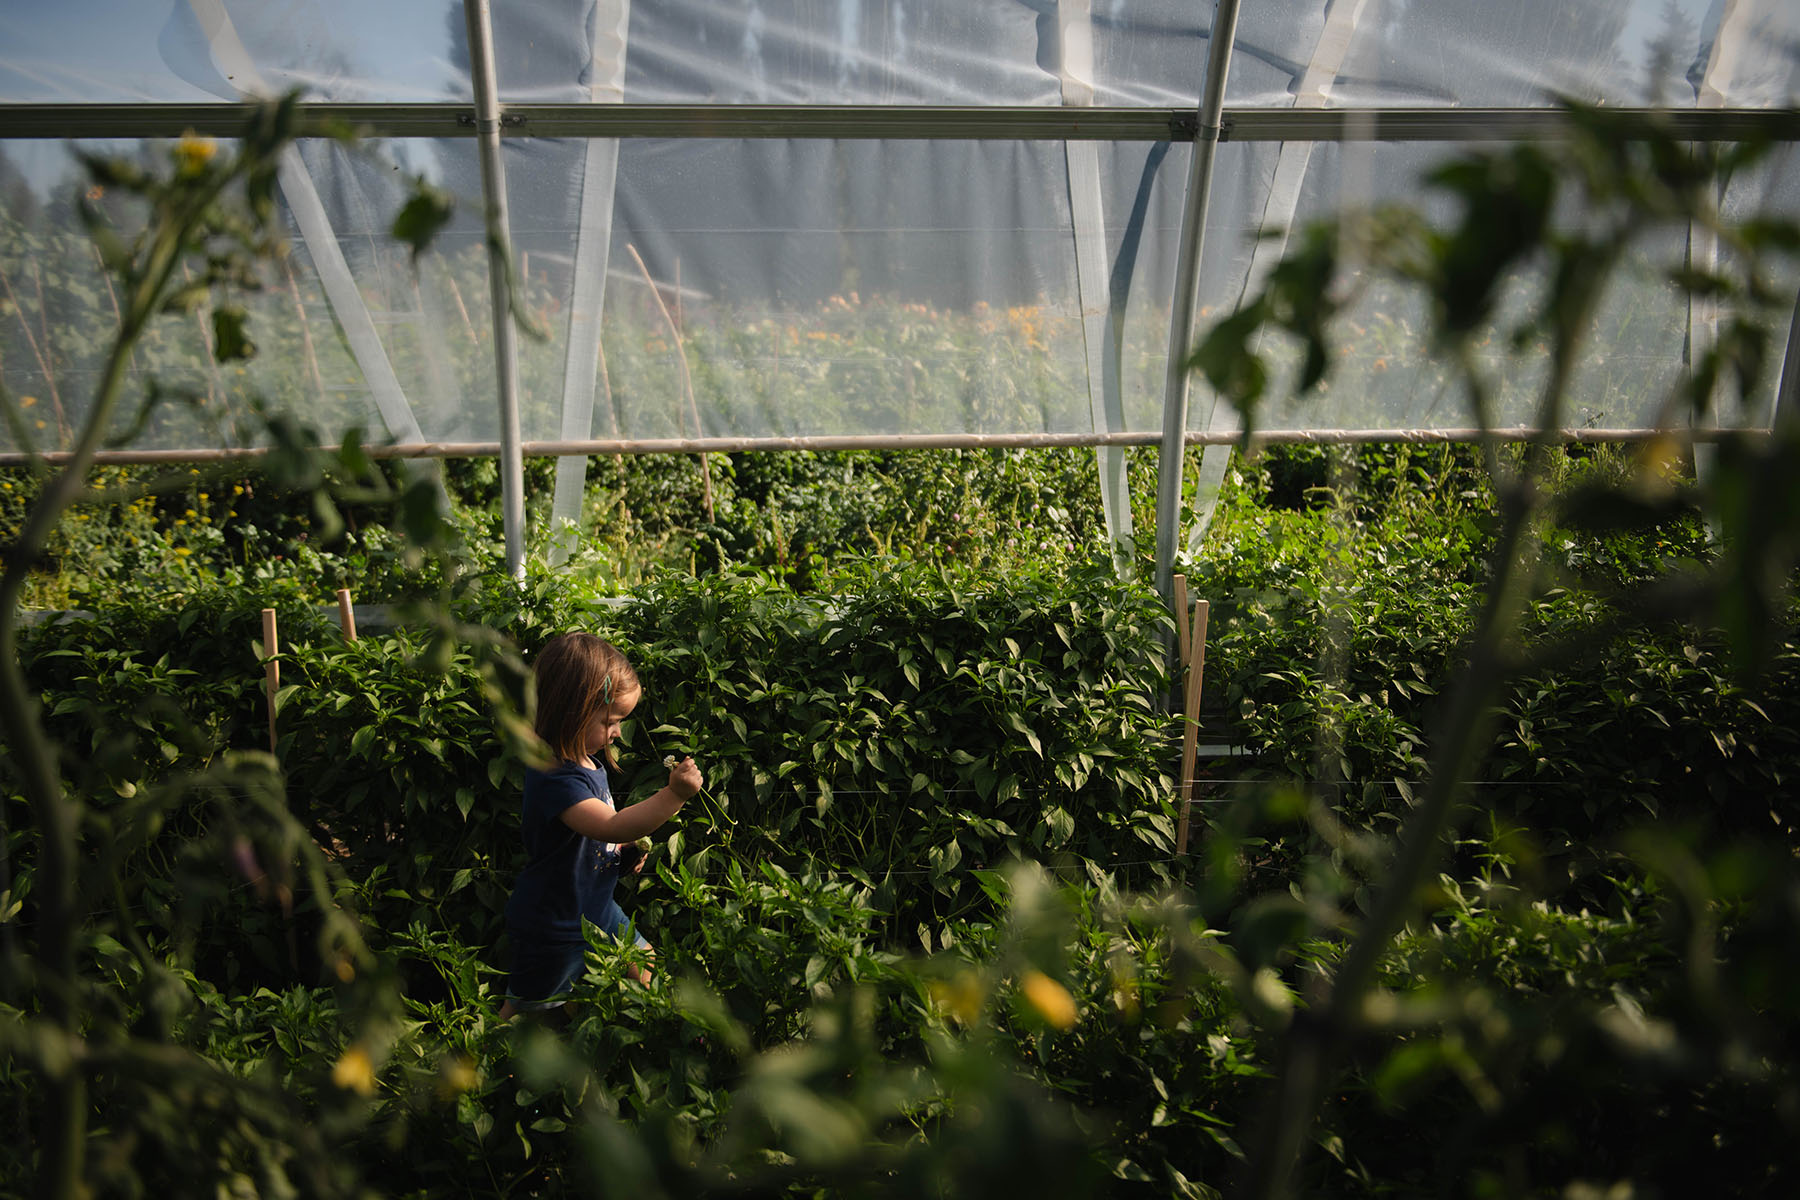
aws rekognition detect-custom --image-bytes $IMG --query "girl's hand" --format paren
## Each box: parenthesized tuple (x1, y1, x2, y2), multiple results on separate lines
(627, 836, 651, 874)
(665, 755, 703, 800)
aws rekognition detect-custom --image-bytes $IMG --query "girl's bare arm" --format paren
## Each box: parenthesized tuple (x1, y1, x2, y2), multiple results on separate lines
(558, 758, 702, 842)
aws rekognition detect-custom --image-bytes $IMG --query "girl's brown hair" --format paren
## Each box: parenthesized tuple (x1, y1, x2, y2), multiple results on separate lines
(532, 633, 640, 767)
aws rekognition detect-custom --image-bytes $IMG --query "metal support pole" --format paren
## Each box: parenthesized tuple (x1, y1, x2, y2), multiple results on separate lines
(1153, 0, 1243, 603)
(464, 0, 527, 578)
(1187, 0, 1372, 552)
(5, 102, 1797, 144)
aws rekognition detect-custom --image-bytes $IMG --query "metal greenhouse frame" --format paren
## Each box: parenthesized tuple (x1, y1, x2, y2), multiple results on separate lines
(2, 0, 1797, 593)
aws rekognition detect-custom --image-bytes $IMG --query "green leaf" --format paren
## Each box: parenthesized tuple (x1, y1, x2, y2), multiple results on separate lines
(1112, 1159, 1153, 1183)
(927, 839, 962, 882)
(391, 180, 456, 263)
(211, 305, 256, 362)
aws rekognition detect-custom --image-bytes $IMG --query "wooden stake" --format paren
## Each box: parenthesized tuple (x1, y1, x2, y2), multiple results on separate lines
(29, 259, 69, 442)
(1173, 573, 1192, 667)
(336, 588, 357, 642)
(261, 608, 280, 755)
(444, 270, 480, 346)
(183, 261, 224, 418)
(1175, 598, 1210, 856)
(597, 328, 620, 438)
(0, 260, 65, 443)
(92, 243, 141, 387)
(284, 257, 328, 403)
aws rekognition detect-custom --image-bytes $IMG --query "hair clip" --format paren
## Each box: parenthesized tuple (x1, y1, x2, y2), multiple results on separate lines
(600, 674, 613, 705)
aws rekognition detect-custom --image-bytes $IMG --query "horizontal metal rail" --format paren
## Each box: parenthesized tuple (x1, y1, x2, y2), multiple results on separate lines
(2, 103, 1795, 143)
(1223, 107, 1800, 142)
(0, 425, 1765, 466)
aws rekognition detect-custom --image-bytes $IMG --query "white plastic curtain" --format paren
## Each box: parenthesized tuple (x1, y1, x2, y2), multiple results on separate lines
(2, 0, 1796, 461)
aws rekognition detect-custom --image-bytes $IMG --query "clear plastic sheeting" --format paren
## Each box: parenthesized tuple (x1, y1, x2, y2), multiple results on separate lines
(1720, 145, 1800, 426)
(1274, 0, 1792, 111)
(0, 129, 1204, 450)
(0, 1, 470, 105)
(511, 135, 1200, 444)
(6, 0, 1796, 111)
(1188, 137, 1757, 437)
(0, 136, 494, 453)
(0, 0, 1795, 463)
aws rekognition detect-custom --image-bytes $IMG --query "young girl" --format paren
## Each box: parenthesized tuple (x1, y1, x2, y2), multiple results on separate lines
(499, 633, 700, 1019)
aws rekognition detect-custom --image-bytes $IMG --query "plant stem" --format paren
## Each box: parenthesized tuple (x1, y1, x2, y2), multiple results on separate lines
(1240, 213, 1614, 1194)
(1, 170, 226, 1200)
(1, 319, 137, 1200)
(1241, 458, 1538, 1199)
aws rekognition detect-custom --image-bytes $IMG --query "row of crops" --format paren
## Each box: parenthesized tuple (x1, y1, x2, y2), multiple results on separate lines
(6, 430, 1800, 1196)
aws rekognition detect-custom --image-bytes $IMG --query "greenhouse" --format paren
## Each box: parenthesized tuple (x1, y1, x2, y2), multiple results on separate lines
(8, 0, 1797, 574)
(4, 1, 1800, 1197)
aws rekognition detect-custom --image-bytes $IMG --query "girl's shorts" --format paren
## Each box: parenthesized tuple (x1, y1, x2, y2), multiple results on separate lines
(505, 900, 650, 1011)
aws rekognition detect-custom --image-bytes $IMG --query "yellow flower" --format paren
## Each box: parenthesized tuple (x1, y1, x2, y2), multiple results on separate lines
(1640, 435, 1682, 481)
(437, 1055, 479, 1099)
(331, 1045, 376, 1095)
(174, 131, 217, 176)
(18, 395, 35, 408)
(1020, 969, 1077, 1031)
(926, 970, 985, 1025)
